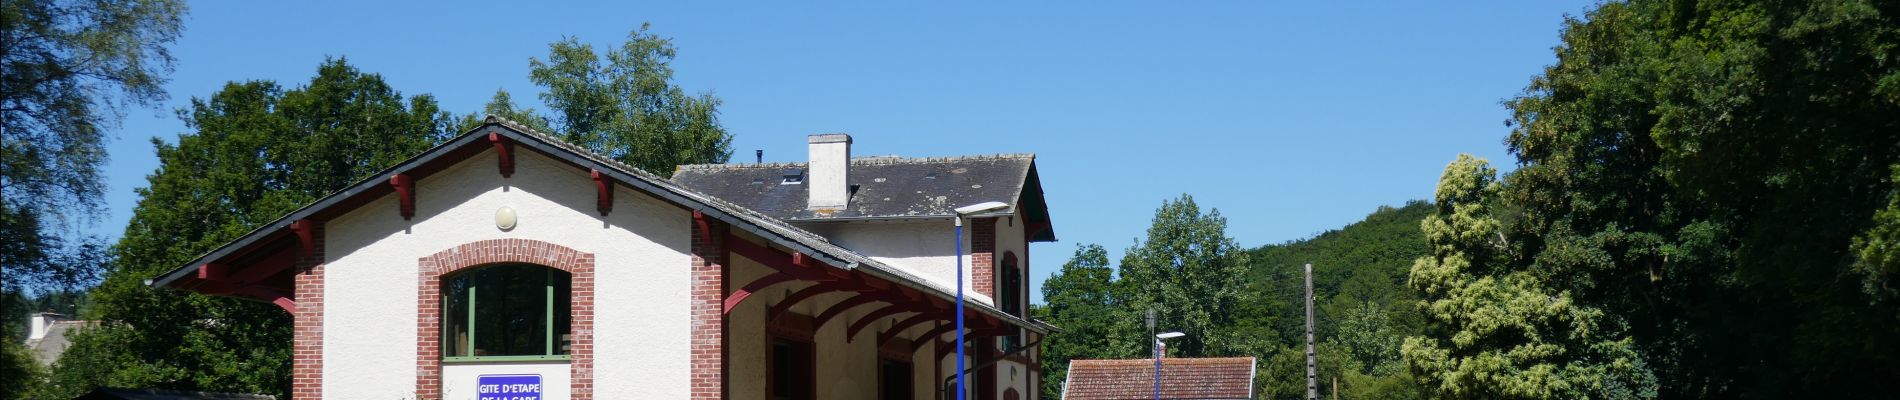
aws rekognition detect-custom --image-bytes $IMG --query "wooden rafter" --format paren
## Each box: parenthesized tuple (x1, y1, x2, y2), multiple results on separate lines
(908, 323, 960, 354)
(814, 294, 882, 329)
(875, 313, 946, 345)
(846, 305, 916, 341)
(724, 272, 795, 314)
(768, 282, 873, 319)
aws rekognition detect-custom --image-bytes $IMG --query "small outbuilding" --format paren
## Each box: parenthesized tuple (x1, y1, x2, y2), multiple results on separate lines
(1061, 357, 1257, 400)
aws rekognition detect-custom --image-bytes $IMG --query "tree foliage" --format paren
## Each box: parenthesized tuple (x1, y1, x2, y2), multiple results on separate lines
(521, 23, 731, 175)
(41, 59, 454, 399)
(1033, 244, 1122, 400)
(1035, 195, 1285, 398)
(2, 0, 185, 330)
(1401, 155, 1656, 399)
(1115, 195, 1251, 358)
(1482, 0, 1900, 396)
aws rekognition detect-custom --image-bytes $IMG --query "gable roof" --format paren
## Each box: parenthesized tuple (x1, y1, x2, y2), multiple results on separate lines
(673, 154, 1056, 242)
(146, 116, 1051, 334)
(1062, 357, 1257, 400)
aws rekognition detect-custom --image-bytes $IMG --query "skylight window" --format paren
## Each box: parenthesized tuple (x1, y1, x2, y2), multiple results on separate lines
(782, 168, 805, 185)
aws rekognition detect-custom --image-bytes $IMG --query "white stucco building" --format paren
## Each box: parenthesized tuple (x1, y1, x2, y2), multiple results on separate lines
(148, 118, 1057, 400)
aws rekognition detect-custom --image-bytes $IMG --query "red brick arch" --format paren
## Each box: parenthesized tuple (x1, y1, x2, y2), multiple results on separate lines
(415, 239, 595, 400)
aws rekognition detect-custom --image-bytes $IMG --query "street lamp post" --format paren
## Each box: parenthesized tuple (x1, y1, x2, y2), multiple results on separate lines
(953, 201, 1008, 400)
(1155, 331, 1185, 400)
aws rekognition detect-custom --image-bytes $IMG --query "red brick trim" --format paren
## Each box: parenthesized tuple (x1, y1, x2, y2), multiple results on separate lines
(291, 223, 326, 400)
(690, 216, 729, 400)
(415, 239, 595, 400)
(972, 218, 996, 299)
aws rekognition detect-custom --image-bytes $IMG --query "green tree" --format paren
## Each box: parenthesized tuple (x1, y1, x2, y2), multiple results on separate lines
(1115, 194, 1250, 358)
(1402, 155, 1656, 399)
(1247, 201, 1432, 343)
(526, 23, 731, 175)
(40, 59, 454, 399)
(2, 0, 186, 326)
(1034, 244, 1126, 399)
(1495, 0, 1900, 396)
(2, 322, 42, 400)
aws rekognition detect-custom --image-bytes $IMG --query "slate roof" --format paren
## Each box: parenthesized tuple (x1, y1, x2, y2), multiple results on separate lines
(147, 116, 1054, 334)
(25, 318, 94, 366)
(1062, 357, 1256, 400)
(673, 154, 1055, 242)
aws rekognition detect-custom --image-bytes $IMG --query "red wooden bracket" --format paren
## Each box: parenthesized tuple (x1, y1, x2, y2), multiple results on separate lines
(389, 174, 415, 220)
(489, 132, 514, 178)
(846, 305, 914, 341)
(591, 169, 613, 216)
(290, 219, 315, 257)
(272, 297, 298, 314)
(692, 210, 713, 244)
(198, 263, 227, 281)
(724, 272, 795, 314)
(814, 294, 881, 330)
(202, 284, 297, 314)
(226, 247, 297, 285)
(724, 233, 834, 281)
(874, 313, 943, 345)
(232, 286, 297, 314)
(908, 323, 960, 354)
(859, 274, 892, 290)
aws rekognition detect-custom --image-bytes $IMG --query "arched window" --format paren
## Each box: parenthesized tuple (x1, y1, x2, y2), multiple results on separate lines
(442, 263, 572, 360)
(999, 253, 1023, 351)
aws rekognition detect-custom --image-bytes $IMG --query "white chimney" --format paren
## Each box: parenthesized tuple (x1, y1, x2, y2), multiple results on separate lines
(807, 133, 852, 210)
(29, 313, 60, 340)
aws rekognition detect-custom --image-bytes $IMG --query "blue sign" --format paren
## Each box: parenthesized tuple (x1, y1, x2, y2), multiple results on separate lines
(476, 374, 542, 400)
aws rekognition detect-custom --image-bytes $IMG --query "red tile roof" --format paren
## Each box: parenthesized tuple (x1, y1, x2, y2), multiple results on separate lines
(1062, 357, 1256, 400)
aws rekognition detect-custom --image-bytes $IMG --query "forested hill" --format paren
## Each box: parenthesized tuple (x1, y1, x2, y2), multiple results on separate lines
(1248, 199, 1432, 298)
(1247, 199, 1432, 333)
(1240, 200, 1432, 399)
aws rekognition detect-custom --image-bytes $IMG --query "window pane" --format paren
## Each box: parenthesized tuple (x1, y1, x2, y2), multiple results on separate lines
(771, 339, 813, 400)
(444, 276, 471, 357)
(442, 264, 571, 358)
(880, 359, 912, 400)
(555, 270, 572, 355)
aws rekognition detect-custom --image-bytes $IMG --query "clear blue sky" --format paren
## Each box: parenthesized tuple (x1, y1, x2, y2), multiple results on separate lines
(95, 1, 1595, 303)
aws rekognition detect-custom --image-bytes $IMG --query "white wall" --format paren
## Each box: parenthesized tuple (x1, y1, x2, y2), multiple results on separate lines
(992, 212, 1032, 399)
(801, 221, 994, 306)
(321, 149, 691, 400)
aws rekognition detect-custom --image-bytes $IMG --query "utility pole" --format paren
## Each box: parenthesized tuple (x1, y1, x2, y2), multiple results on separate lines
(1147, 308, 1157, 400)
(1305, 263, 1318, 400)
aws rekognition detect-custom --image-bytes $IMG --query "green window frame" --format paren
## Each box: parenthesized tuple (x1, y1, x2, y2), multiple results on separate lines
(442, 263, 572, 362)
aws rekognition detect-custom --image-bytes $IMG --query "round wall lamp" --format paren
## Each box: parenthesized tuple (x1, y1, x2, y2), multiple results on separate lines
(495, 206, 518, 231)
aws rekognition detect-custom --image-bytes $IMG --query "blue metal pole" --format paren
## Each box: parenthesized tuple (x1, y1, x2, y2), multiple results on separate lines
(1154, 337, 1161, 400)
(955, 223, 967, 400)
